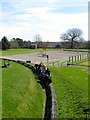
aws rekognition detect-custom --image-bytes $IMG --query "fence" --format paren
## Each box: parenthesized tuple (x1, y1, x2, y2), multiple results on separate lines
(48, 54, 89, 67)
(67, 54, 89, 65)
(48, 60, 67, 67)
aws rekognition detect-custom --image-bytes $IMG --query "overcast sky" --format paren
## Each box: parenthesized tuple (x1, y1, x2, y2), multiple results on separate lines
(0, 0, 89, 42)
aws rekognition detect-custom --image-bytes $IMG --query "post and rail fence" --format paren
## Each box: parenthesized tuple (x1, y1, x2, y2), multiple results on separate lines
(48, 53, 89, 67)
(67, 54, 89, 65)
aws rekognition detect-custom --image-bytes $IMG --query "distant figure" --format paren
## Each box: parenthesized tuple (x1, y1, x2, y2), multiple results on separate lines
(47, 55, 49, 60)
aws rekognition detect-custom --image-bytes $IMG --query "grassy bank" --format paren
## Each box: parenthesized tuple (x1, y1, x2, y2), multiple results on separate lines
(2, 61, 45, 118)
(50, 66, 89, 119)
(1, 48, 58, 56)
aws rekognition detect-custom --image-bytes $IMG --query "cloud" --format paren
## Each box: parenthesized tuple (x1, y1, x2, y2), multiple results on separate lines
(0, 0, 88, 41)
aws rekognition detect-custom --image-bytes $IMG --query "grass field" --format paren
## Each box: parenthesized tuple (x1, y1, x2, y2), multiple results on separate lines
(64, 49, 90, 52)
(77, 61, 90, 67)
(71, 59, 90, 67)
(1, 48, 58, 56)
(50, 66, 89, 119)
(2, 61, 45, 118)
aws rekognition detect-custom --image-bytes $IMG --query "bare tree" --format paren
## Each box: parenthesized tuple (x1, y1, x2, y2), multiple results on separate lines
(33, 34, 42, 48)
(34, 34, 41, 42)
(60, 28, 84, 49)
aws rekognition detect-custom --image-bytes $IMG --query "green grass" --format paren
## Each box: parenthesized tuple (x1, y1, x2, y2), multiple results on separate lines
(1, 48, 89, 56)
(69, 59, 90, 67)
(50, 66, 89, 119)
(1, 48, 58, 56)
(77, 61, 90, 67)
(0, 60, 2, 66)
(64, 49, 90, 52)
(2, 61, 45, 118)
(0, 60, 2, 120)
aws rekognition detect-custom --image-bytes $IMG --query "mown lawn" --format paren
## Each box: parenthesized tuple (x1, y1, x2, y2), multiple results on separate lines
(2, 61, 45, 118)
(50, 66, 89, 119)
(0, 60, 2, 66)
(64, 49, 90, 52)
(1, 48, 58, 56)
(71, 59, 90, 67)
(77, 61, 90, 67)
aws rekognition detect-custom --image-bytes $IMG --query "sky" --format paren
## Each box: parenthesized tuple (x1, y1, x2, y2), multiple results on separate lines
(0, 0, 89, 42)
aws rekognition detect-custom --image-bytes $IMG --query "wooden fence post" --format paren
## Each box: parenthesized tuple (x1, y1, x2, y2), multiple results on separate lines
(75, 56, 76, 62)
(78, 55, 79, 61)
(81, 54, 82, 60)
(72, 56, 73, 63)
(80, 55, 81, 60)
(69, 57, 70, 63)
(58, 61, 59, 66)
(52, 62, 54, 67)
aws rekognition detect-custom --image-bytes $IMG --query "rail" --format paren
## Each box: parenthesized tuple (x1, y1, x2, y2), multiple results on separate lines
(67, 53, 89, 65)
(48, 53, 89, 67)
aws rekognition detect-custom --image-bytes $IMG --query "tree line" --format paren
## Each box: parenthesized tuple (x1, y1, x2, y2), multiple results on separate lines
(0, 36, 49, 50)
(0, 28, 89, 50)
(0, 37, 33, 50)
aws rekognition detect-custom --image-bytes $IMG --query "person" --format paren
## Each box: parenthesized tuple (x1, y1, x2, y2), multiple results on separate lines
(34, 63, 40, 74)
(40, 65, 46, 73)
(34, 64, 38, 71)
(45, 68, 50, 76)
(35, 62, 46, 76)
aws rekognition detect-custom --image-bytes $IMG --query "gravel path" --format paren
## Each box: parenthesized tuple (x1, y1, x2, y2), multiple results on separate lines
(2, 50, 87, 64)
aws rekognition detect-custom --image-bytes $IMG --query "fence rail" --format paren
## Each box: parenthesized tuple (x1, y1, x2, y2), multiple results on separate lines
(48, 54, 89, 67)
(67, 54, 89, 65)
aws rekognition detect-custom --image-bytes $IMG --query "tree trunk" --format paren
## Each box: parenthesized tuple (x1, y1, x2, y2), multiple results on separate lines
(71, 39, 73, 49)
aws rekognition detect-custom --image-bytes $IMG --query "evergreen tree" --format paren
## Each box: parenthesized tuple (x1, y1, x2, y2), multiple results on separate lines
(1, 36, 10, 50)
